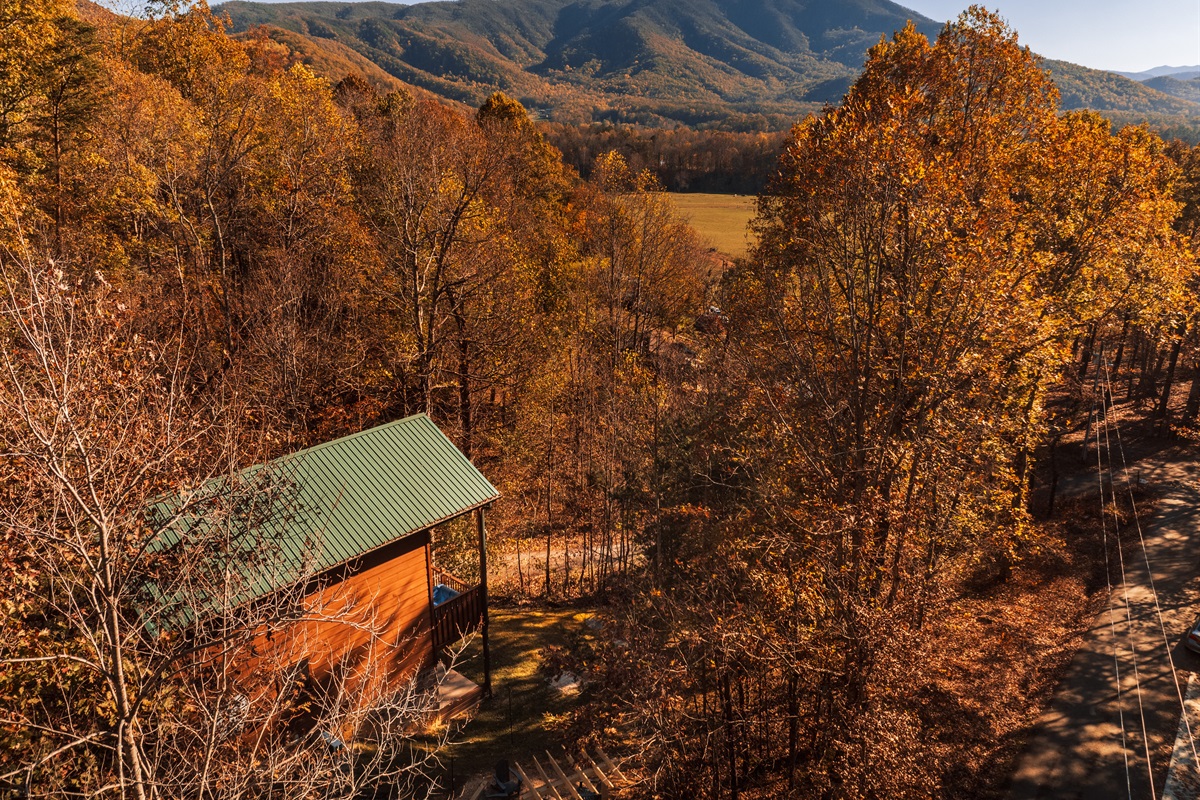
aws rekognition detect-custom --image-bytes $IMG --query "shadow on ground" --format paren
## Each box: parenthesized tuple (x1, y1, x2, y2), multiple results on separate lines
(439, 605, 597, 793)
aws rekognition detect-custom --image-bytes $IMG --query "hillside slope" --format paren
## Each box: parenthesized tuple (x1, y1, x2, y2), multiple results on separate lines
(1141, 74, 1200, 105)
(1044, 59, 1200, 115)
(219, 0, 944, 128)
(244, 24, 414, 93)
(217, 0, 1200, 129)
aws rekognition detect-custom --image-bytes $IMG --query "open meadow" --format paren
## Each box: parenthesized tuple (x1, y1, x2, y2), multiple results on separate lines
(668, 192, 757, 258)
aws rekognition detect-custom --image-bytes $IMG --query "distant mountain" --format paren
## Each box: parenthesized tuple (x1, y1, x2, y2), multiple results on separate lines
(218, 0, 944, 128)
(1045, 59, 1200, 115)
(1141, 74, 1200, 105)
(1115, 65, 1200, 81)
(216, 0, 1200, 129)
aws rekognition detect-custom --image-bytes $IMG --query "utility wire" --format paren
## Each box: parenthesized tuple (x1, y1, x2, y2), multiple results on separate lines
(1091, 383, 1136, 800)
(1099, 359, 1200, 770)
(1093, 370, 1156, 798)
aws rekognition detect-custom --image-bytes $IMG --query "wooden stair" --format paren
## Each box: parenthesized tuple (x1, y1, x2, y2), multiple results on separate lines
(435, 668, 484, 721)
(458, 747, 630, 799)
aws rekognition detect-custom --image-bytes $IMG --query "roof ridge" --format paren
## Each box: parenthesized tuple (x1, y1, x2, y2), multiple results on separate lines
(277, 412, 431, 463)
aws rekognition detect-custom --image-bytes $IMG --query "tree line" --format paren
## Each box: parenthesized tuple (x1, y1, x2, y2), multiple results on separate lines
(1, 1, 1199, 797)
(542, 123, 789, 194)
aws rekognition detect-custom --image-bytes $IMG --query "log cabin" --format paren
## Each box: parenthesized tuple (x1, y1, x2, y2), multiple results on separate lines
(150, 413, 498, 720)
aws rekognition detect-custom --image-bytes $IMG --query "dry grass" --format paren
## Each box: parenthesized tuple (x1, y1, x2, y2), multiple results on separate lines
(668, 193, 757, 258)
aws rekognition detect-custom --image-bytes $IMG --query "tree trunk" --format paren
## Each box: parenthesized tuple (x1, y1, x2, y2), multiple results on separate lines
(1140, 334, 1166, 400)
(722, 673, 739, 800)
(787, 675, 799, 790)
(452, 306, 472, 459)
(1111, 316, 1130, 378)
(1078, 322, 1098, 381)
(1046, 433, 1061, 517)
(562, 530, 571, 598)
(1157, 320, 1187, 426)
(515, 529, 525, 595)
(1127, 330, 1142, 398)
(544, 412, 554, 600)
(1185, 367, 1200, 424)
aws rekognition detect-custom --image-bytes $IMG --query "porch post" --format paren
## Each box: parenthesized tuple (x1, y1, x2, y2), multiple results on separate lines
(425, 541, 437, 668)
(478, 505, 492, 696)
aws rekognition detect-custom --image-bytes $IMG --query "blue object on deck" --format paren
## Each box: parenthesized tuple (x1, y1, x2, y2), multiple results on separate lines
(432, 583, 459, 606)
(317, 729, 344, 752)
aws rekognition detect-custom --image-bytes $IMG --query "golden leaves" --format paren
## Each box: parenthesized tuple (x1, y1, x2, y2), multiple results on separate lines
(738, 6, 1187, 614)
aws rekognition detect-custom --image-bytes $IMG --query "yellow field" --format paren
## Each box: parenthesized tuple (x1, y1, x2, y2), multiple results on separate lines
(668, 192, 758, 258)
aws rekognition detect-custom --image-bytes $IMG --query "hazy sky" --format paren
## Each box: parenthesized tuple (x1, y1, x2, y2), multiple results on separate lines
(902, 1, 1200, 73)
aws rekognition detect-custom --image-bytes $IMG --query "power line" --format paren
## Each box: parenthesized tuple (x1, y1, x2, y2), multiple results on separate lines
(1099, 359, 1200, 770)
(1093, 371, 1156, 798)
(1090, 383, 1135, 800)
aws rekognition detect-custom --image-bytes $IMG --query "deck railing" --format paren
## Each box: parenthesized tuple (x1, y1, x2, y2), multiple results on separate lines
(432, 583, 484, 651)
(432, 566, 472, 595)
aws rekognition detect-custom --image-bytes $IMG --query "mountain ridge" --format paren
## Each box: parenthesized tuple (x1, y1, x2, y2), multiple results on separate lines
(217, 0, 1200, 129)
(1116, 65, 1200, 81)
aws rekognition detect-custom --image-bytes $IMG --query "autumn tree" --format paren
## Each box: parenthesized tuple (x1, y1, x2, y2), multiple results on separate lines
(495, 150, 715, 597)
(0, 0, 102, 261)
(745, 9, 1183, 599)
(593, 8, 1189, 798)
(1161, 139, 1200, 425)
(354, 94, 501, 422)
(351, 90, 577, 468)
(223, 62, 373, 432)
(36, 4, 378, 442)
(0, 0, 75, 146)
(0, 231, 456, 800)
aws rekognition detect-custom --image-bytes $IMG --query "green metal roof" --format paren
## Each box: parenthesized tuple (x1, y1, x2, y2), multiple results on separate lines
(145, 414, 498, 626)
(267, 413, 499, 566)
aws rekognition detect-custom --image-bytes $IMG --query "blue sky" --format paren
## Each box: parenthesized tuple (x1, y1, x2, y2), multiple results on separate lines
(902, 1, 1200, 73)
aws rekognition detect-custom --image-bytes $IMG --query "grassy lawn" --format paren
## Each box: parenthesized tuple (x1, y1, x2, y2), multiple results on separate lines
(668, 192, 757, 258)
(439, 605, 595, 791)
